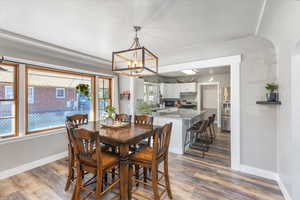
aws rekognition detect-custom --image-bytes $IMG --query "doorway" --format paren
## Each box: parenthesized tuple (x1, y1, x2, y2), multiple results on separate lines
(159, 55, 241, 170)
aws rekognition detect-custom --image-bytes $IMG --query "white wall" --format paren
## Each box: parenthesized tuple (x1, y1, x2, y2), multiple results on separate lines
(0, 36, 112, 173)
(259, 0, 300, 199)
(161, 36, 278, 172)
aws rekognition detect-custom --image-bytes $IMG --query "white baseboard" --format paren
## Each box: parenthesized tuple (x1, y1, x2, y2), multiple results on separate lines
(277, 176, 292, 200)
(239, 164, 278, 181)
(239, 164, 293, 200)
(0, 151, 68, 180)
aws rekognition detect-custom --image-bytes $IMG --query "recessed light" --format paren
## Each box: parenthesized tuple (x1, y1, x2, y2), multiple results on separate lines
(182, 70, 196, 75)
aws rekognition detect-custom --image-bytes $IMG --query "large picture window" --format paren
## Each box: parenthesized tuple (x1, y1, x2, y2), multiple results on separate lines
(98, 77, 112, 120)
(0, 63, 18, 138)
(26, 66, 95, 133)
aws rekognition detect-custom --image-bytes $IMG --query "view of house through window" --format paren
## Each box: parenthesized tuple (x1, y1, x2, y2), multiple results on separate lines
(98, 78, 112, 120)
(144, 83, 160, 105)
(27, 67, 94, 132)
(0, 64, 17, 137)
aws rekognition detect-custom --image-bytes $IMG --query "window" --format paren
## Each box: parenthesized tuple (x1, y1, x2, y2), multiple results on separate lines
(28, 87, 34, 104)
(144, 83, 160, 105)
(56, 88, 65, 98)
(4, 86, 13, 99)
(98, 77, 112, 120)
(0, 63, 18, 138)
(26, 66, 95, 133)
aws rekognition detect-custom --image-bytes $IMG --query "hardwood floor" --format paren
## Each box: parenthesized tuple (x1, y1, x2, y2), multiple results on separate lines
(0, 129, 284, 200)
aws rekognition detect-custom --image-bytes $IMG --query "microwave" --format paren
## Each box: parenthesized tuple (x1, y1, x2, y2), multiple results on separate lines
(164, 100, 176, 107)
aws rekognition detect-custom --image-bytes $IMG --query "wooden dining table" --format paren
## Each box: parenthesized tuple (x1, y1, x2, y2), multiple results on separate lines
(82, 121, 160, 200)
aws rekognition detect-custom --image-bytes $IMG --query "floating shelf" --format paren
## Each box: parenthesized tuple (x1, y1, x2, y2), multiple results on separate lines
(120, 93, 130, 100)
(256, 101, 281, 105)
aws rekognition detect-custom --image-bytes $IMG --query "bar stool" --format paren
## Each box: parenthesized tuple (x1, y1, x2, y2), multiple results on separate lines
(190, 120, 210, 157)
(129, 123, 173, 200)
(184, 120, 203, 153)
(65, 114, 89, 191)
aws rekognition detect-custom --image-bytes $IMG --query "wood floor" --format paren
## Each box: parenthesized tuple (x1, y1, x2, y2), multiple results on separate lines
(0, 130, 284, 200)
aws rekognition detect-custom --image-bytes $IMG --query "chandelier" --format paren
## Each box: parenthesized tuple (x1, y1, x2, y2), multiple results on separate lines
(112, 26, 158, 76)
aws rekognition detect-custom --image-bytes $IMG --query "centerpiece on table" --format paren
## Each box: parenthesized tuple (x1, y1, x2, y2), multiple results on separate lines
(101, 105, 129, 128)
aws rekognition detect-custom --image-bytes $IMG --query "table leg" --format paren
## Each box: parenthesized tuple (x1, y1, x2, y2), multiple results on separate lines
(119, 144, 130, 200)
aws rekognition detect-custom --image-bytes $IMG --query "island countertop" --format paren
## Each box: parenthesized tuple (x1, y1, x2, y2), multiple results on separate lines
(153, 109, 207, 120)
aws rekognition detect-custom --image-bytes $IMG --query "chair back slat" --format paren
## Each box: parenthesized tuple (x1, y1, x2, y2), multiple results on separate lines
(71, 128, 102, 168)
(134, 115, 153, 127)
(115, 114, 131, 122)
(153, 123, 172, 159)
(66, 114, 88, 128)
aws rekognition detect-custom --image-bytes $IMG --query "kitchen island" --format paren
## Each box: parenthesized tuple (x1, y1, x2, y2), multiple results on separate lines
(152, 108, 207, 154)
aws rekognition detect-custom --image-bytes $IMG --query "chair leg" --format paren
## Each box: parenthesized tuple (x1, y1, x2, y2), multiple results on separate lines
(95, 171, 103, 200)
(65, 145, 74, 191)
(73, 166, 82, 200)
(152, 166, 160, 200)
(164, 158, 173, 199)
(129, 164, 133, 199)
(143, 167, 148, 183)
(135, 165, 140, 186)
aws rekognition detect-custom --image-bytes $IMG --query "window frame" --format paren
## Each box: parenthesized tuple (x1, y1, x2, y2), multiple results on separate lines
(28, 87, 34, 104)
(0, 62, 19, 138)
(97, 77, 112, 120)
(25, 65, 96, 134)
(55, 88, 65, 99)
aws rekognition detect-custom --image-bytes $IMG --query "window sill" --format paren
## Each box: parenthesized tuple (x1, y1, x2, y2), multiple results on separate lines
(0, 128, 66, 145)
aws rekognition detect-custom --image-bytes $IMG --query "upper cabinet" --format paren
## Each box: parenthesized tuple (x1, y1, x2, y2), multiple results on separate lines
(179, 83, 196, 92)
(160, 82, 197, 98)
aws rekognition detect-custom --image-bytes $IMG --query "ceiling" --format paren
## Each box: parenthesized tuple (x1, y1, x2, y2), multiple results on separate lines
(161, 66, 230, 77)
(0, 0, 263, 67)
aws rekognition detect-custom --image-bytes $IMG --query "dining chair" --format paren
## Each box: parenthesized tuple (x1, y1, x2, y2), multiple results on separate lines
(133, 115, 154, 183)
(71, 128, 120, 200)
(65, 114, 89, 191)
(129, 123, 173, 200)
(115, 113, 132, 123)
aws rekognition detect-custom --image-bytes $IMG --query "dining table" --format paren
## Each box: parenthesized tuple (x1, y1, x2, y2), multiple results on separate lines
(82, 120, 160, 200)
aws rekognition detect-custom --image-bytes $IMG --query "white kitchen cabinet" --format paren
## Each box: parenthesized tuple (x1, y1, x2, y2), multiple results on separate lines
(180, 82, 196, 92)
(160, 82, 196, 98)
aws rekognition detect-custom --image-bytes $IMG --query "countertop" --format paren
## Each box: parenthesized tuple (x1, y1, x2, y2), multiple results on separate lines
(153, 109, 207, 120)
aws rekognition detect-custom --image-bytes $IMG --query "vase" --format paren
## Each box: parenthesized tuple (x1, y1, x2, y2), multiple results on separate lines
(266, 92, 278, 102)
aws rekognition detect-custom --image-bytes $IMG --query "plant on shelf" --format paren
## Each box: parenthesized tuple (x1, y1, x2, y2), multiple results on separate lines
(137, 103, 152, 115)
(265, 83, 279, 102)
(76, 84, 90, 98)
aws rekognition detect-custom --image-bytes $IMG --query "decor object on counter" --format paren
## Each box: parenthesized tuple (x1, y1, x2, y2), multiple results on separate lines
(137, 103, 152, 114)
(76, 84, 90, 98)
(112, 26, 158, 77)
(265, 83, 279, 102)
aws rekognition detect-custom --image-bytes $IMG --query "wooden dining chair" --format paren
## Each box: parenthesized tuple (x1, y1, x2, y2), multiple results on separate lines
(65, 114, 89, 191)
(71, 128, 120, 200)
(130, 123, 173, 200)
(115, 114, 132, 123)
(133, 115, 154, 183)
(134, 115, 153, 127)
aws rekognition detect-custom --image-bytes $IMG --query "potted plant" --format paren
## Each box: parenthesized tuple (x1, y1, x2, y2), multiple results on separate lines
(76, 84, 90, 98)
(137, 103, 152, 115)
(265, 83, 279, 102)
(105, 105, 116, 124)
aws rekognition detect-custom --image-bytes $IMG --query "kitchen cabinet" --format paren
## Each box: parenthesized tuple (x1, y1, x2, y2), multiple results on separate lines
(160, 82, 197, 98)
